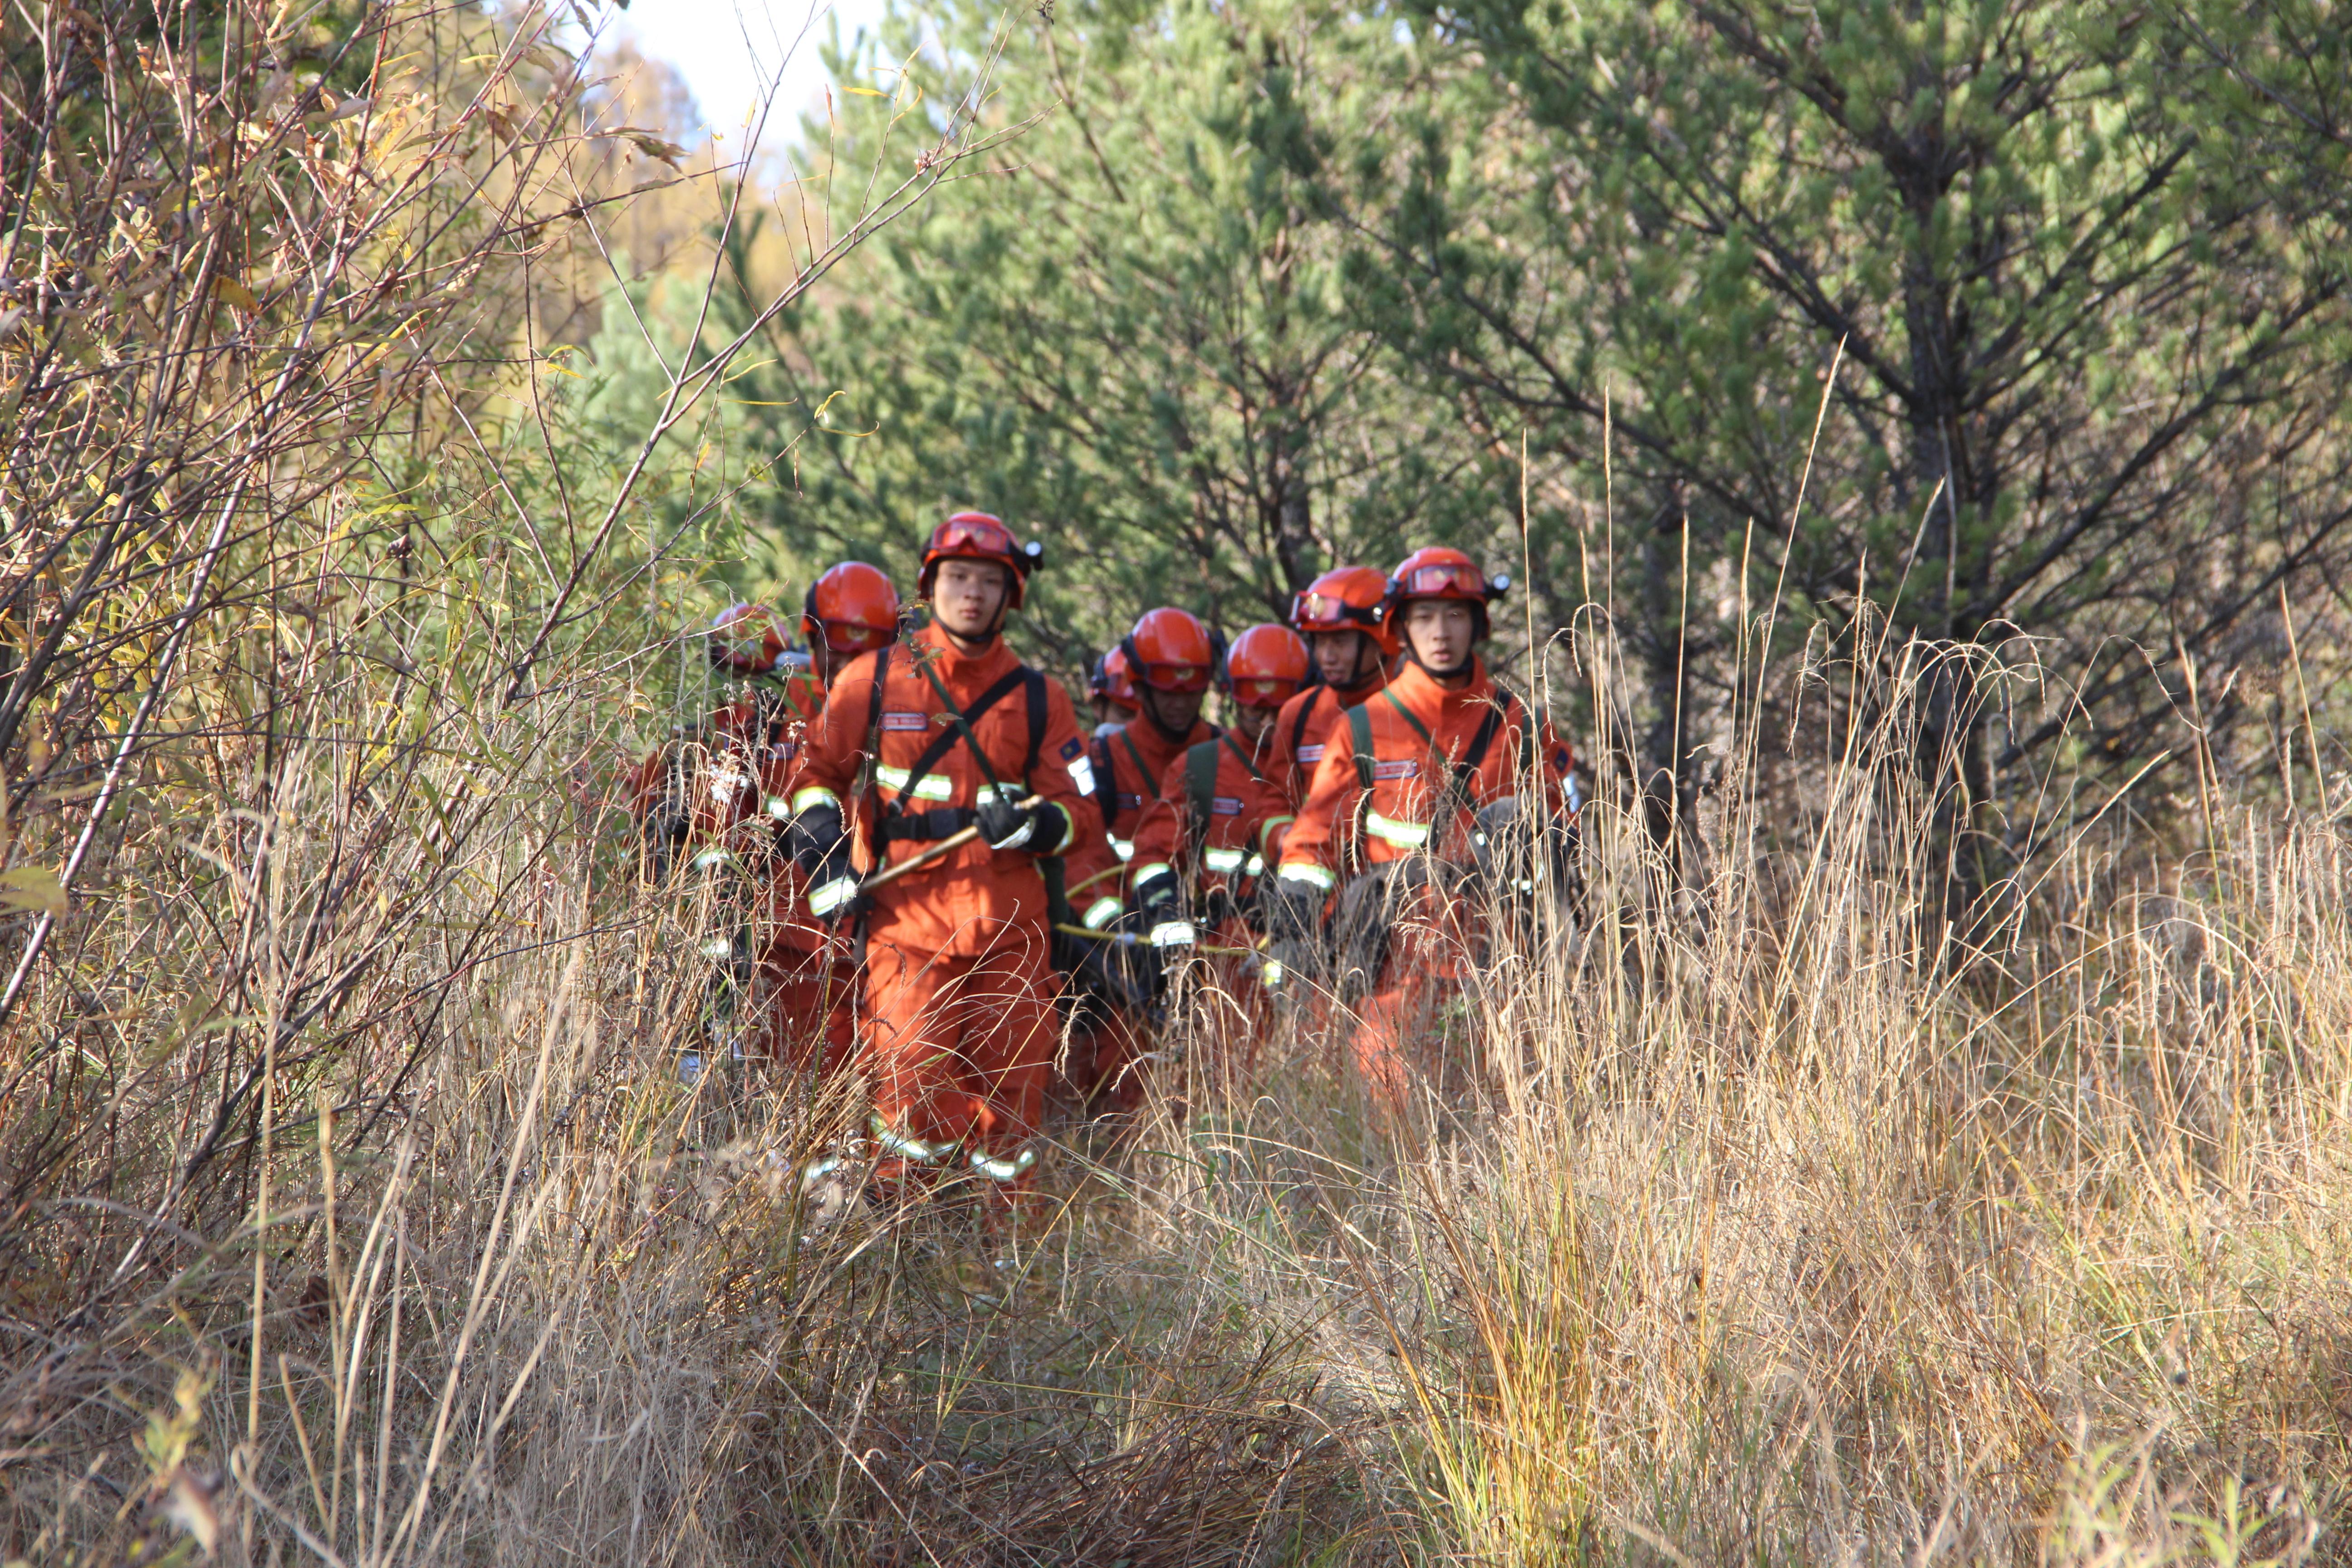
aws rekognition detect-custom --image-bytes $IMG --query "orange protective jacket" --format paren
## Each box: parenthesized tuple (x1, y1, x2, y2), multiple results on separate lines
(1268, 672, 1388, 811)
(1089, 714, 1217, 865)
(628, 670, 830, 949)
(1278, 657, 1576, 894)
(788, 624, 1103, 958)
(1125, 730, 1295, 915)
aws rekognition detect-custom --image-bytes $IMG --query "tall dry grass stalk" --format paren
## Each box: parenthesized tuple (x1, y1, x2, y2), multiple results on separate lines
(6, 583, 2347, 1564)
(3, 44, 2345, 1547)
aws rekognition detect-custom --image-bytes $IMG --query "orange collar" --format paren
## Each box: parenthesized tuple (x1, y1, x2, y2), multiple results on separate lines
(909, 621, 1015, 686)
(1384, 656, 1492, 720)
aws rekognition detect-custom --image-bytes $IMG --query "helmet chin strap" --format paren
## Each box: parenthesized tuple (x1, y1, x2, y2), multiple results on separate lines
(1141, 689, 1193, 742)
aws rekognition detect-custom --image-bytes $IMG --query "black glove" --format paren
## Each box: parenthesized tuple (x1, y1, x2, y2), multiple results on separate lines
(976, 792, 1067, 853)
(1262, 875, 1325, 943)
(1259, 874, 1328, 990)
(1469, 795, 1578, 911)
(784, 802, 859, 923)
(1079, 919, 1162, 1011)
(784, 801, 845, 874)
(1131, 864, 1182, 925)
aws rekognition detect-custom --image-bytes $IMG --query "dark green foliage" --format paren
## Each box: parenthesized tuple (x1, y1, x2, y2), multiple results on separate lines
(1350, 0, 2352, 843)
(699, 0, 1520, 670)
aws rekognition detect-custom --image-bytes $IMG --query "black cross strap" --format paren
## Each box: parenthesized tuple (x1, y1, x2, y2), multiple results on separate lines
(890, 663, 1032, 813)
(1350, 685, 1529, 832)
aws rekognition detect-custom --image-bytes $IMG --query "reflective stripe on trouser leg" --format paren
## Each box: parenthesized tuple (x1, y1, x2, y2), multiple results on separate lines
(859, 935, 1058, 1169)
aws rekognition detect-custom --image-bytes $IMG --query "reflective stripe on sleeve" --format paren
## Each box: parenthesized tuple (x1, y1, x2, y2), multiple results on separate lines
(808, 876, 860, 916)
(1365, 811, 1430, 848)
(1279, 862, 1336, 892)
(1204, 847, 1247, 875)
(1149, 921, 1196, 948)
(1110, 838, 1135, 862)
(1082, 896, 1122, 929)
(791, 784, 842, 814)
(765, 794, 792, 819)
(1132, 861, 1176, 891)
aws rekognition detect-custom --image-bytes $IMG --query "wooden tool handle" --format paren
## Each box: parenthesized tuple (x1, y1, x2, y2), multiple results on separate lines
(854, 792, 1037, 895)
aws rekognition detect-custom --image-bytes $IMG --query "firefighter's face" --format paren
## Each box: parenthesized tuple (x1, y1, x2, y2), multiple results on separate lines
(1401, 598, 1476, 673)
(1231, 701, 1278, 747)
(1309, 630, 1373, 688)
(931, 559, 1010, 642)
(1139, 682, 1203, 735)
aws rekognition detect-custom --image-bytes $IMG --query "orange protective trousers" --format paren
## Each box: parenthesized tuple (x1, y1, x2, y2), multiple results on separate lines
(1344, 925, 1464, 1103)
(861, 934, 1059, 1164)
(757, 942, 858, 1077)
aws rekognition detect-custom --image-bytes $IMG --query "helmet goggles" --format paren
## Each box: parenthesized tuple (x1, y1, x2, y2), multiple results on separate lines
(1231, 675, 1294, 706)
(1289, 590, 1382, 631)
(1136, 660, 1211, 694)
(1397, 559, 1493, 599)
(926, 515, 1018, 560)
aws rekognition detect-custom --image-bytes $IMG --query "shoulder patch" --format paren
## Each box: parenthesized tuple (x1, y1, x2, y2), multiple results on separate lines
(1552, 745, 1573, 773)
(1370, 758, 1418, 781)
(1296, 744, 1326, 764)
(1059, 737, 1084, 761)
(879, 710, 930, 731)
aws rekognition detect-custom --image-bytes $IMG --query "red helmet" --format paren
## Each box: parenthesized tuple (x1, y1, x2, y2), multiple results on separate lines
(1384, 546, 1508, 628)
(1223, 622, 1309, 709)
(1089, 647, 1140, 712)
(707, 602, 787, 673)
(1290, 564, 1398, 654)
(917, 510, 1043, 609)
(802, 561, 900, 655)
(1121, 607, 1217, 694)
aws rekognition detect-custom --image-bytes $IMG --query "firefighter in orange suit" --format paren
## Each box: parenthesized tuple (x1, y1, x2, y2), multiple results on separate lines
(1065, 607, 1222, 1105)
(1268, 566, 1396, 808)
(1122, 622, 1309, 1083)
(730, 564, 899, 1075)
(782, 514, 1100, 1195)
(1087, 647, 1141, 735)
(1269, 548, 1578, 1101)
(625, 602, 833, 1073)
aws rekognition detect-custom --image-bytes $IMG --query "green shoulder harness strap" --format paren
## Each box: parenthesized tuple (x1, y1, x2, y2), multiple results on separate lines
(853, 643, 895, 859)
(1117, 727, 1157, 804)
(1365, 685, 1534, 833)
(1182, 737, 1222, 868)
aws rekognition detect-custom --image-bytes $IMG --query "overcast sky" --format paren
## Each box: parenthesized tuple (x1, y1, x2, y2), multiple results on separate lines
(600, 0, 896, 143)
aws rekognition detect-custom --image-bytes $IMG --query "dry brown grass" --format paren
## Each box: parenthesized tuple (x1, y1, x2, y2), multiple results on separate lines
(8, 600, 2350, 1567)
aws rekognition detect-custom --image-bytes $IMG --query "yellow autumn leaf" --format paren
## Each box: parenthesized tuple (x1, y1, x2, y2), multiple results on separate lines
(0, 867, 67, 915)
(213, 275, 258, 312)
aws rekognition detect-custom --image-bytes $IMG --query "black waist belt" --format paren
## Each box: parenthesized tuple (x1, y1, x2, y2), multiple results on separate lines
(881, 807, 977, 843)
